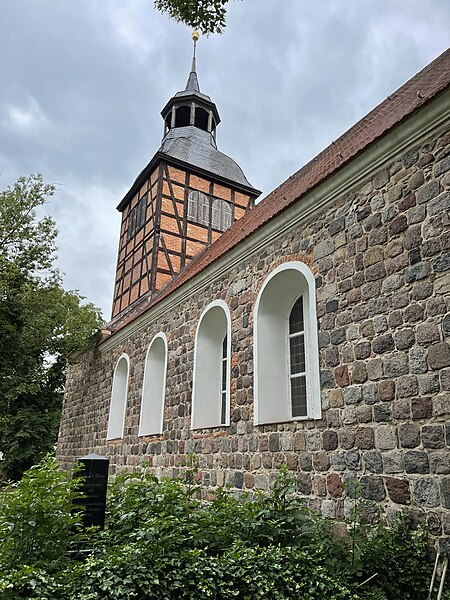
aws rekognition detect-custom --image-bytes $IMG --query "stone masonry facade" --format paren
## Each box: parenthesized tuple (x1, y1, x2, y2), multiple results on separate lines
(58, 124, 450, 552)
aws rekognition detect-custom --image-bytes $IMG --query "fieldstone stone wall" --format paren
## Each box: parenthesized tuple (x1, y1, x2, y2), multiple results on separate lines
(58, 124, 450, 552)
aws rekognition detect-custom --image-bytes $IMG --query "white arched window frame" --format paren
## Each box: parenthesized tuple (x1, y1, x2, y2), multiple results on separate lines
(107, 353, 130, 440)
(192, 300, 232, 429)
(139, 332, 168, 436)
(254, 261, 321, 425)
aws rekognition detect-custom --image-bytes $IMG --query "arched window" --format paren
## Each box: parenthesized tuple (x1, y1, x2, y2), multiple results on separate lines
(211, 198, 232, 231)
(139, 333, 168, 436)
(254, 262, 321, 425)
(175, 105, 190, 128)
(192, 300, 231, 429)
(194, 106, 209, 131)
(187, 189, 210, 225)
(107, 354, 129, 439)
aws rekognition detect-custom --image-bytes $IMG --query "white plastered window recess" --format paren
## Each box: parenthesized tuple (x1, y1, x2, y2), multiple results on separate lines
(254, 261, 321, 425)
(139, 333, 168, 436)
(192, 300, 232, 429)
(107, 353, 130, 440)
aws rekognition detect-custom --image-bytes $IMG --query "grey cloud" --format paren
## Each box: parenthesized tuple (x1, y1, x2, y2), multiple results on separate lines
(1, 0, 449, 318)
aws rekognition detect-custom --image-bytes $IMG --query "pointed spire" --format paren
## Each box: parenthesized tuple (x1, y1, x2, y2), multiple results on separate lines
(185, 30, 200, 92)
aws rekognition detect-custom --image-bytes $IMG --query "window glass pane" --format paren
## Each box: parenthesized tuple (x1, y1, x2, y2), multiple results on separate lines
(198, 192, 209, 225)
(212, 199, 221, 230)
(289, 334, 305, 374)
(220, 391, 227, 425)
(289, 297, 304, 334)
(221, 202, 232, 230)
(127, 195, 147, 240)
(291, 375, 307, 417)
(187, 190, 198, 220)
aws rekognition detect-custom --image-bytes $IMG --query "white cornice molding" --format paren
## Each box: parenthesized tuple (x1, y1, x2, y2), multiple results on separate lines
(100, 89, 450, 353)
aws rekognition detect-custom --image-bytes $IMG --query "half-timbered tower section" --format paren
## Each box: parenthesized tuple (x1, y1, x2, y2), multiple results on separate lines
(112, 44, 260, 319)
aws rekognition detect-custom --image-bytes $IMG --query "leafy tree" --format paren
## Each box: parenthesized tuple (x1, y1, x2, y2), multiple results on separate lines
(0, 175, 103, 480)
(154, 0, 233, 34)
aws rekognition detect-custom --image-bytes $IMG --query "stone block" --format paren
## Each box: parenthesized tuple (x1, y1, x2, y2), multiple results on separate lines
(335, 365, 350, 387)
(327, 472, 343, 498)
(294, 431, 306, 451)
(355, 427, 374, 449)
(322, 429, 338, 451)
(254, 474, 269, 490)
(441, 369, 450, 391)
(396, 375, 418, 398)
(392, 399, 411, 420)
(280, 432, 294, 451)
(434, 393, 450, 417)
(417, 374, 440, 395)
(375, 425, 396, 450)
(389, 215, 408, 236)
(367, 359, 383, 380)
(330, 451, 346, 471)
(344, 385, 363, 405)
(350, 362, 368, 384)
(430, 452, 450, 474)
(269, 433, 280, 452)
(413, 477, 440, 507)
(383, 352, 408, 377)
(428, 191, 450, 217)
(360, 476, 386, 501)
(411, 396, 433, 419)
(437, 252, 450, 273)
(363, 450, 383, 473)
(404, 450, 430, 474)
(374, 403, 391, 422)
(339, 429, 355, 450)
(394, 329, 416, 351)
(354, 341, 371, 360)
(399, 192, 416, 211)
(409, 346, 428, 374)
(399, 423, 420, 448)
(373, 169, 389, 189)
(382, 451, 403, 474)
(297, 473, 312, 495)
(416, 179, 440, 204)
(382, 274, 403, 292)
(312, 475, 327, 496)
(388, 310, 403, 329)
(299, 452, 312, 471)
(345, 450, 360, 470)
(428, 342, 450, 370)
(313, 451, 330, 472)
(404, 262, 430, 283)
(421, 425, 445, 449)
(411, 281, 433, 301)
(378, 380, 395, 402)
(330, 327, 347, 345)
(441, 478, 450, 508)
(362, 382, 378, 405)
(356, 405, 372, 423)
(372, 334, 394, 354)
(385, 477, 410, 504)
(328, 388, 344, 408)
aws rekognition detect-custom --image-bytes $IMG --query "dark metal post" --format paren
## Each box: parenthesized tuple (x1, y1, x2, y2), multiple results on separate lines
(75, 453, 109, 529)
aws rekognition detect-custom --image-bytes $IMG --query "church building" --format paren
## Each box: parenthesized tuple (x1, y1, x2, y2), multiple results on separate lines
(58, 41, 450, 551)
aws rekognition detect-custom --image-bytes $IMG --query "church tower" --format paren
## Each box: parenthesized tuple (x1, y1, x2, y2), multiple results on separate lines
(111, 33, 260, 319)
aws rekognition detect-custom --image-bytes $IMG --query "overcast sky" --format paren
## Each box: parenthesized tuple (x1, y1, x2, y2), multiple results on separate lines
(1, 0, 449, 320)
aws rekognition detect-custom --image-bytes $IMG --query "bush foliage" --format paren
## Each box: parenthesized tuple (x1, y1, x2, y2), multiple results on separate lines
(0, 457, 446, 599)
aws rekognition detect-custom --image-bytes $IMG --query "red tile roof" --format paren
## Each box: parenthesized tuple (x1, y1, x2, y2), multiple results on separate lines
(107, 47, 450, 336)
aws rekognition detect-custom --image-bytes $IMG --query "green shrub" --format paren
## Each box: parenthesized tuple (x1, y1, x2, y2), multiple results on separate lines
(0, 460, 441, 599)
(0, 454, 84, 570)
